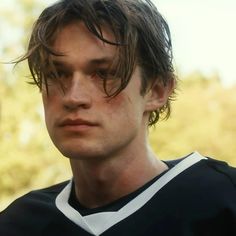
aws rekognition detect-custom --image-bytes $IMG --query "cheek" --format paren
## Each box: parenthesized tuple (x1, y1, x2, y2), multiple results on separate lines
(42, 93, 58, 125)
(104, 93, 128, 117)
(42, 88, 60, 108)
(105, 93, 144, 125)
(42, 94, 51, 117)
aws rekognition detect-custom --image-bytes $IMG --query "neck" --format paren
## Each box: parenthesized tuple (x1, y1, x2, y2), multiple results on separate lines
(69, 145, 168, 209)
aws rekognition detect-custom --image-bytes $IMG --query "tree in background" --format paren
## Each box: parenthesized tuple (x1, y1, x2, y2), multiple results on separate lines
(0, 0, 71, 210)
(0, 0, 236, 211)
(150, 72, 236, 166)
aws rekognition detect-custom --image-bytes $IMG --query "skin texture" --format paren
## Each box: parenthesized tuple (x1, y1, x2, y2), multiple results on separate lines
(42, 22, 174, 208)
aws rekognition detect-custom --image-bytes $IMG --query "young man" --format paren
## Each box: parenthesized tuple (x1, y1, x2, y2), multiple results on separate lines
(0, 0, 236, 235)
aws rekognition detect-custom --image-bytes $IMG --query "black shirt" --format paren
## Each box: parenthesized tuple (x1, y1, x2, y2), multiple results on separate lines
(0, 152, 236, 236)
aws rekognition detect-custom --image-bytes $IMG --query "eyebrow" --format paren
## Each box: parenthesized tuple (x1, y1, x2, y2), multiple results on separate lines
(89, 57, 114, 65)
(51, 57, 114, 68)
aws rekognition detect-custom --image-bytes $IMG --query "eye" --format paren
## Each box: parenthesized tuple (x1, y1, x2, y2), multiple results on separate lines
(96, 70, 108, 79)
(47, 69, 70, 81)
(43, 71, 56, 85)
(95, 69, 116, 80)
(43, 68, 71, 90)
(56, 69, 70, 79)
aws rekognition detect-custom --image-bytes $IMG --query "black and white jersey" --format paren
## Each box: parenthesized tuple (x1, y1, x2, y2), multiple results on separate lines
(1, 152, 236, 236)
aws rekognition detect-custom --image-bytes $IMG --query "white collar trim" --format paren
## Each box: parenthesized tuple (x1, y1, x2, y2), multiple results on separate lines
(55, 152, 207, 235)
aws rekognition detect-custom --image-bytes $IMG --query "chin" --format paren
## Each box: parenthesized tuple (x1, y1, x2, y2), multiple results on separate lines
(59, 147, 104, 161)
(54, 140, 96, 158)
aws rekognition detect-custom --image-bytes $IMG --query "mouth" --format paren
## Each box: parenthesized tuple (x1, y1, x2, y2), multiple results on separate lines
(58, 118, 97, 131)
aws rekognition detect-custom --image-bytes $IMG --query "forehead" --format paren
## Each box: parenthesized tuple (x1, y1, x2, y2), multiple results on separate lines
(51, 21, 117, 64)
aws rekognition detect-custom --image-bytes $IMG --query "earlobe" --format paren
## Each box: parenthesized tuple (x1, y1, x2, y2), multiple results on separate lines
(145, 80, 174, 112)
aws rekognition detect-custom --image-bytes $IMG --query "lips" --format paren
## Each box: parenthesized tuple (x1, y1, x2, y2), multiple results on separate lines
(59, 118, 97, 127)
(57, 118, 98, 133)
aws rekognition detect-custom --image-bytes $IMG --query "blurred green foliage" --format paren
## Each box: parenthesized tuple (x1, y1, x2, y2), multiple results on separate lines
(150, 73, 236, 167)
(0, 64, 72, 210)
(1, 0, 236, 211)
(0, 0, 71, 210)
(1, 70, 236, 211)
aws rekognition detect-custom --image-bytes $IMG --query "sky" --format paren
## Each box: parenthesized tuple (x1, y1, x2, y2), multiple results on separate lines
(154, 0, 236, 86)
(1, 0, 236, 86)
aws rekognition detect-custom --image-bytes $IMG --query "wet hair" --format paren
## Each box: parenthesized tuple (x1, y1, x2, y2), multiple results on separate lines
(19, 0, 176, 126)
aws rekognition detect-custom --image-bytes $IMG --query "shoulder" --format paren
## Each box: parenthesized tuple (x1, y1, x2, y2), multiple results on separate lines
(167, 152, 236, 187)
(204, 156, 236, 183)
(0, 180, 70, 235)
(5, 180, 69, 209)
(0, 180, 70, 214)
(154, 154, 236, 232)
(192, 155, 236, 188)
(164, 153, 236, 204)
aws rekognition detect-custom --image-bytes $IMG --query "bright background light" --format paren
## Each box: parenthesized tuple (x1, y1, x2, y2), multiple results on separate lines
(1, 0, 236, 86)
(154, 0, 236, 86)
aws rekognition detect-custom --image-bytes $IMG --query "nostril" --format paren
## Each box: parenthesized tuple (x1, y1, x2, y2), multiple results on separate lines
(63, 100, 92, 111)
(62, 91, 92, 110)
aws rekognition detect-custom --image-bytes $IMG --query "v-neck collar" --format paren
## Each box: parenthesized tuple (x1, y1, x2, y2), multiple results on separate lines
(55, 152, 207, 235)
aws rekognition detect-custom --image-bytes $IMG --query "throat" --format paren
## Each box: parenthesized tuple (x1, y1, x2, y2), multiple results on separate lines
(70, 157, 169, 209)
(69, 165, 170, 215)
(69, 146, 169, 209)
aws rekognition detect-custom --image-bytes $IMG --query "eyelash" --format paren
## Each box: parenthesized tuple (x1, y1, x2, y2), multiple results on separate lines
(46, 70, 69, 80)
(46, 69, 115, 82)
(95, 70, 108, 79)
(95, 69, 116, 80)
(57, 70, 70, 78)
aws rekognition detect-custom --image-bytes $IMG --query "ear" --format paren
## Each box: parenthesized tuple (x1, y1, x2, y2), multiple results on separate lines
(144, 79, 175, 112)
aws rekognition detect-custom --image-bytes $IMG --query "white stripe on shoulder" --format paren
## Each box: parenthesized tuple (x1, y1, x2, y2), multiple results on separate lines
(56, 152, 207, 235)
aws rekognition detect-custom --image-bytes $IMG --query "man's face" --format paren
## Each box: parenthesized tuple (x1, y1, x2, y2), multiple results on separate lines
(42, 22, 153, 160)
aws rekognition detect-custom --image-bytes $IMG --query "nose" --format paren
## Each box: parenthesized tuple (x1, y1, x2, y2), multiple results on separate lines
(62, 72, 92, 111)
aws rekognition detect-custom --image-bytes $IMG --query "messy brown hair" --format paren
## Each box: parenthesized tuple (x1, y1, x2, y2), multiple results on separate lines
(19, 0, 176, 126)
